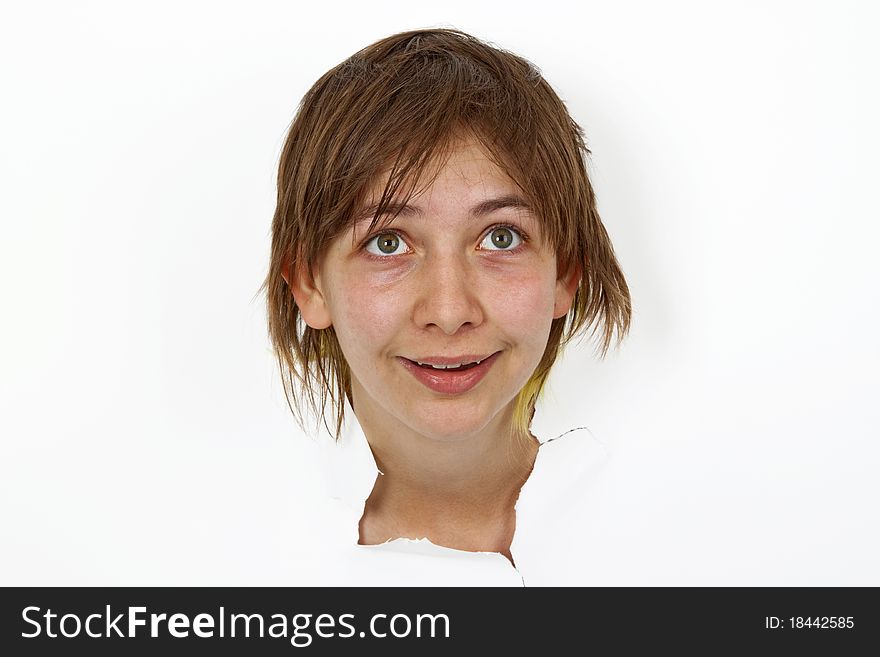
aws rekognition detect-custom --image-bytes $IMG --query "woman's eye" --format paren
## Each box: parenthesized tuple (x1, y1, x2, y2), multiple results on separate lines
(363, 226, 523, 257)
(480, 226, 523, 251)
(364, 231, 409, 257)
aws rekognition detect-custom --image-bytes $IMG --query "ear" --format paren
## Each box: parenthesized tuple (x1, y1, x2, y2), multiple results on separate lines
(281, 258, 333, 330)
(553, 262, 581, 319)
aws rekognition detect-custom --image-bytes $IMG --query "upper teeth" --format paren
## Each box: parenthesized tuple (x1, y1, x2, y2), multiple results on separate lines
(416, 358, 484, 369)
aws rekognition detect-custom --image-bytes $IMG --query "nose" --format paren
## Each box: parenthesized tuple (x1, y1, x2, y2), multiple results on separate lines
(411, 250, 484, 335)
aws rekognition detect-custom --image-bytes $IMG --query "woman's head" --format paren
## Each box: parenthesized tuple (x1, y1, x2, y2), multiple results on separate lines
(263, 28, 631, 442)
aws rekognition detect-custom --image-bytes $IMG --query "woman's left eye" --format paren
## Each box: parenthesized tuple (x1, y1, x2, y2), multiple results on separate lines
(479, 226, 524, 251)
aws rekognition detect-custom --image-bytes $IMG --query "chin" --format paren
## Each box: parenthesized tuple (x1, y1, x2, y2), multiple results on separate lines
(401, 400, 505, 443)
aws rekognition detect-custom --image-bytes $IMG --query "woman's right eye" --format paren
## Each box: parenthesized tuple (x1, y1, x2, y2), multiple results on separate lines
(364, 231, 410, 257)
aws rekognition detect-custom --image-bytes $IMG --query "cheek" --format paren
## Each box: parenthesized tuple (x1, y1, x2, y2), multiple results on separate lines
(324, 256, 558, 361)
(488, 269, 557, 347)
(326, 272, 405, 361)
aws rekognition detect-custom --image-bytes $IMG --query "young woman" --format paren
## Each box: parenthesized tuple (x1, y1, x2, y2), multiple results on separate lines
(262, 27, 631, 585)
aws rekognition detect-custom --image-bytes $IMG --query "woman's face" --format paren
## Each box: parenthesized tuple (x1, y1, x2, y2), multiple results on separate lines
(295, 136, 578, 442)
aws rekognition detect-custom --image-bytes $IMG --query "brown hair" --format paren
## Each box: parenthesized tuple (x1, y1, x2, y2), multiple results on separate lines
(260, 27, 631, 442)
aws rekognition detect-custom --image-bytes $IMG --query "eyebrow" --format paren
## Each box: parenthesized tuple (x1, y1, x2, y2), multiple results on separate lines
(353, 194, 532, 224)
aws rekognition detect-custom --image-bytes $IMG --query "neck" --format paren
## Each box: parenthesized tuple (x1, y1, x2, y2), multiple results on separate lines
(351, 381, 539, 556)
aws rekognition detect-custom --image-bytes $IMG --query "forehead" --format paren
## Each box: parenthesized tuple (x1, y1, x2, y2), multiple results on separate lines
(351, 193, 532, 231)
(356, 136, 524, 219)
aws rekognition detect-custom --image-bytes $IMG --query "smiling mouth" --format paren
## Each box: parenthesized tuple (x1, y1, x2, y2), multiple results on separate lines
(397, 352, 501, 395)
(404, 353, 498, 372)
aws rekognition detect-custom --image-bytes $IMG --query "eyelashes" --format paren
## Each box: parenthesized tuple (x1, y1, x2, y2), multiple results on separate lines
(360, 223, 530, 260)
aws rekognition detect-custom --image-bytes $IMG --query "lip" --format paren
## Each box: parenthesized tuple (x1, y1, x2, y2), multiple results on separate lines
(398, 351, 501, 395)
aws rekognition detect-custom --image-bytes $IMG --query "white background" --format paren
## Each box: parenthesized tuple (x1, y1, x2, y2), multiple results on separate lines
(1, 0, 878, 585)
